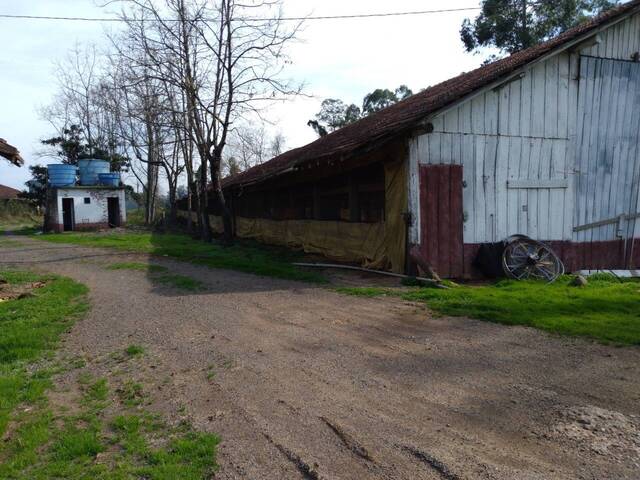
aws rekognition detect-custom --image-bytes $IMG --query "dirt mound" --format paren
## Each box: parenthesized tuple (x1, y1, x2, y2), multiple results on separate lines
(552, 405, 640, 460)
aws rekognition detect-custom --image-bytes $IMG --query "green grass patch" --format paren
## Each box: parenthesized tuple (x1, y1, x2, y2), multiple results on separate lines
(106, 262, 168, 273)
(0, 270, 88, 436)
(1, 380, 219, 479)
(125, 344, 145, 357)
(0, 200, 42, 235)
(37, 231, 326, 283)
(107, 262, 200, 292)
(83, 378, 109, 404)
(338, 276, 640, 345)
(117, 380, 146, 407)
(155, 274, 205, 292)
(0, 269, 219, 478)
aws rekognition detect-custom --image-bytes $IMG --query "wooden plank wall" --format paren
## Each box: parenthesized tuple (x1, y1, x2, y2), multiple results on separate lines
(582, 13, 640, 61)
(409, 53, 575, 245)
(575, 55, 640, 244)
(408, 11, 640, 250)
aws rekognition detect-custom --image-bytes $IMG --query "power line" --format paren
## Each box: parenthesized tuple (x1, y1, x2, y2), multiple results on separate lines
(0, 7, 480, 23)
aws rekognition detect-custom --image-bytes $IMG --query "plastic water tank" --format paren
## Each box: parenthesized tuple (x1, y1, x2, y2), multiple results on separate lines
(47, 164, 77, 187)
(98, 172, 120, 187)
(78, 159, 110, 186)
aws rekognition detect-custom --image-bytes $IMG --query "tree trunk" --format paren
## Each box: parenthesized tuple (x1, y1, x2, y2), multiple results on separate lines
(186, 187, 193, 233)
(210, 151, 233, 245)
(167, 182, 177, 227)
(198, 160, 212, 242)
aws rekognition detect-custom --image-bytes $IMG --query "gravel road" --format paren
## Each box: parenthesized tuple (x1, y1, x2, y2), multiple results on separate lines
(2, 236, 639, 480)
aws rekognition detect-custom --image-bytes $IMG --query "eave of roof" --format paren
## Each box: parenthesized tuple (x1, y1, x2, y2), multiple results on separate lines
(224, 0, 640, 189)
(0, 184, 21, 199)
(0, 139, 24, 166)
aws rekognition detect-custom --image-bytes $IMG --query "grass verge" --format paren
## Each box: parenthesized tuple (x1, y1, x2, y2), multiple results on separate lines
(0, 270, 219, 478)
(37, 231, 326, 283)
(0, 270, 88, 435)
(338, 275, 640, 345)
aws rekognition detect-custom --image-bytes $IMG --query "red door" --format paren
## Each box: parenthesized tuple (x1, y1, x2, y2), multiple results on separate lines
(419, 165, 464, 278)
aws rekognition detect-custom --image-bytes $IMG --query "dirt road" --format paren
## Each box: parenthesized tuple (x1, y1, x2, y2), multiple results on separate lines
(2, 236, 639, 479)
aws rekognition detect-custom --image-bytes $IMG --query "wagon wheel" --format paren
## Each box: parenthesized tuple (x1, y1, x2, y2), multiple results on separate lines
(502, 237, 564, 282)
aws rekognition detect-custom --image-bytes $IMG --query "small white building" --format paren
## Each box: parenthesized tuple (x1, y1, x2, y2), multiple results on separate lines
(45, 186, 126, 232)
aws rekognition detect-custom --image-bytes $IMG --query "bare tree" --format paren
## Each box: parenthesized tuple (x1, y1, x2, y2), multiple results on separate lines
(114, 0, 301, 243)
(226, 124, 285, 171)
(270, 131, 285, 157)
(101, 46, 163, 224)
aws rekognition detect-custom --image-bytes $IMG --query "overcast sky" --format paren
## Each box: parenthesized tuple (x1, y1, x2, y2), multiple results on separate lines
(0, 0, 485, 190)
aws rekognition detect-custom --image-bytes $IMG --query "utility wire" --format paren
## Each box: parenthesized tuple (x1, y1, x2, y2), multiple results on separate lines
(0, 7, 480, 23)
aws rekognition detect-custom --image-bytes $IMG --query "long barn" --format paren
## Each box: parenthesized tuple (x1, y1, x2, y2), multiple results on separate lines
(184, 1, 640, 278)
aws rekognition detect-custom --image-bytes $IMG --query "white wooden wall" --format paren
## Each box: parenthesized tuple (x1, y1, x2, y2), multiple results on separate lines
(574, 56, 640, 244)
(582, 12, 640, 61)
(408, 11, 640, 247)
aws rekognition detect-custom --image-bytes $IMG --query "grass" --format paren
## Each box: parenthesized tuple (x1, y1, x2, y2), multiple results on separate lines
(125, 344, 145, 357)
(0, 201, 41, 235)
(117, 380, 146, 407)
(36, 231, 326, 283)
(0, 377, 219, 479)
(106, 262, 202, 292)
(338, 274, 640, 345)
(0, 270, 88, 435)
(106, 262, 168, 274)
(155, 274, 205, 291)
(0, 269, 219, 478)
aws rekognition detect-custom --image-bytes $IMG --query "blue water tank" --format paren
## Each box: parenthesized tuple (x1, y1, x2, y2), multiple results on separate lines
(78, 159, 110, 186)
(98, 172, 120, 187)
(47, 164, 77, 187)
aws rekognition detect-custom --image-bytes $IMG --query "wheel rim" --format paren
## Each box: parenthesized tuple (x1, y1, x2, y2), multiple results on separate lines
(502, 238, 564, 282)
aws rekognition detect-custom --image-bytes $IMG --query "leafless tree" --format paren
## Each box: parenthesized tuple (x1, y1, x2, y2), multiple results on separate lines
(113, 0, 302, 243)
(269, 131, 285, 157)
(226, 124, 285, 171)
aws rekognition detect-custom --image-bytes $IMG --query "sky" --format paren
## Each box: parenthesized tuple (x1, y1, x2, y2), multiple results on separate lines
(0, 0, 485, 190)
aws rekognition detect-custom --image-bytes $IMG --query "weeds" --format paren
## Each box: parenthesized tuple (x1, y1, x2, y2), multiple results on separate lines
(125, 344, 145, 357)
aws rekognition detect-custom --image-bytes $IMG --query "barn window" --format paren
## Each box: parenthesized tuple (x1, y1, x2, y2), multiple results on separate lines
(84, 197, 91, 204)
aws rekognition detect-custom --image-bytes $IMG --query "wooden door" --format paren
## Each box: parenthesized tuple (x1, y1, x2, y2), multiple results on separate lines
(575, 56, 640, 268)
(419, 164, 464, 278)
(62, 198, 75, 232)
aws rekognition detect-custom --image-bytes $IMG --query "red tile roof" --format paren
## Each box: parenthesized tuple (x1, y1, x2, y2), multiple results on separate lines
(0, 184, 21, 200)
(0, 138, 23, 166)
(224, 0, 640, 188)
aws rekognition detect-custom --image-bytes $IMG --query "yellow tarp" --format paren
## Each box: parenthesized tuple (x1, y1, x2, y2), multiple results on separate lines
(178, 159, 408, 273)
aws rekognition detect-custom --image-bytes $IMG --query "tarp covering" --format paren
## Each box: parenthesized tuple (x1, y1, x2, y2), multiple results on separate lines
(178, 159, 407, 273)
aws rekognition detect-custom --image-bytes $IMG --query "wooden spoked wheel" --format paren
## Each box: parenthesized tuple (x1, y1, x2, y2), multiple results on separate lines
(502, 236, 564, 282)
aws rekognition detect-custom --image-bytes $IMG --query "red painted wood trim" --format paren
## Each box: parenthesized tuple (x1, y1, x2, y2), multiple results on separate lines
(449, 165, 464, 278)
(457, 239, 638, 279)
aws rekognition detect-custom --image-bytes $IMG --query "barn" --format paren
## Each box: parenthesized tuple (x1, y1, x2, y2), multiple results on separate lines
(185, 1, 640, 278)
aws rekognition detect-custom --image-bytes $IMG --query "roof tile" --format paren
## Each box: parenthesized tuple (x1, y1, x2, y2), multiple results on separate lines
(225, 0, 640, 188)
